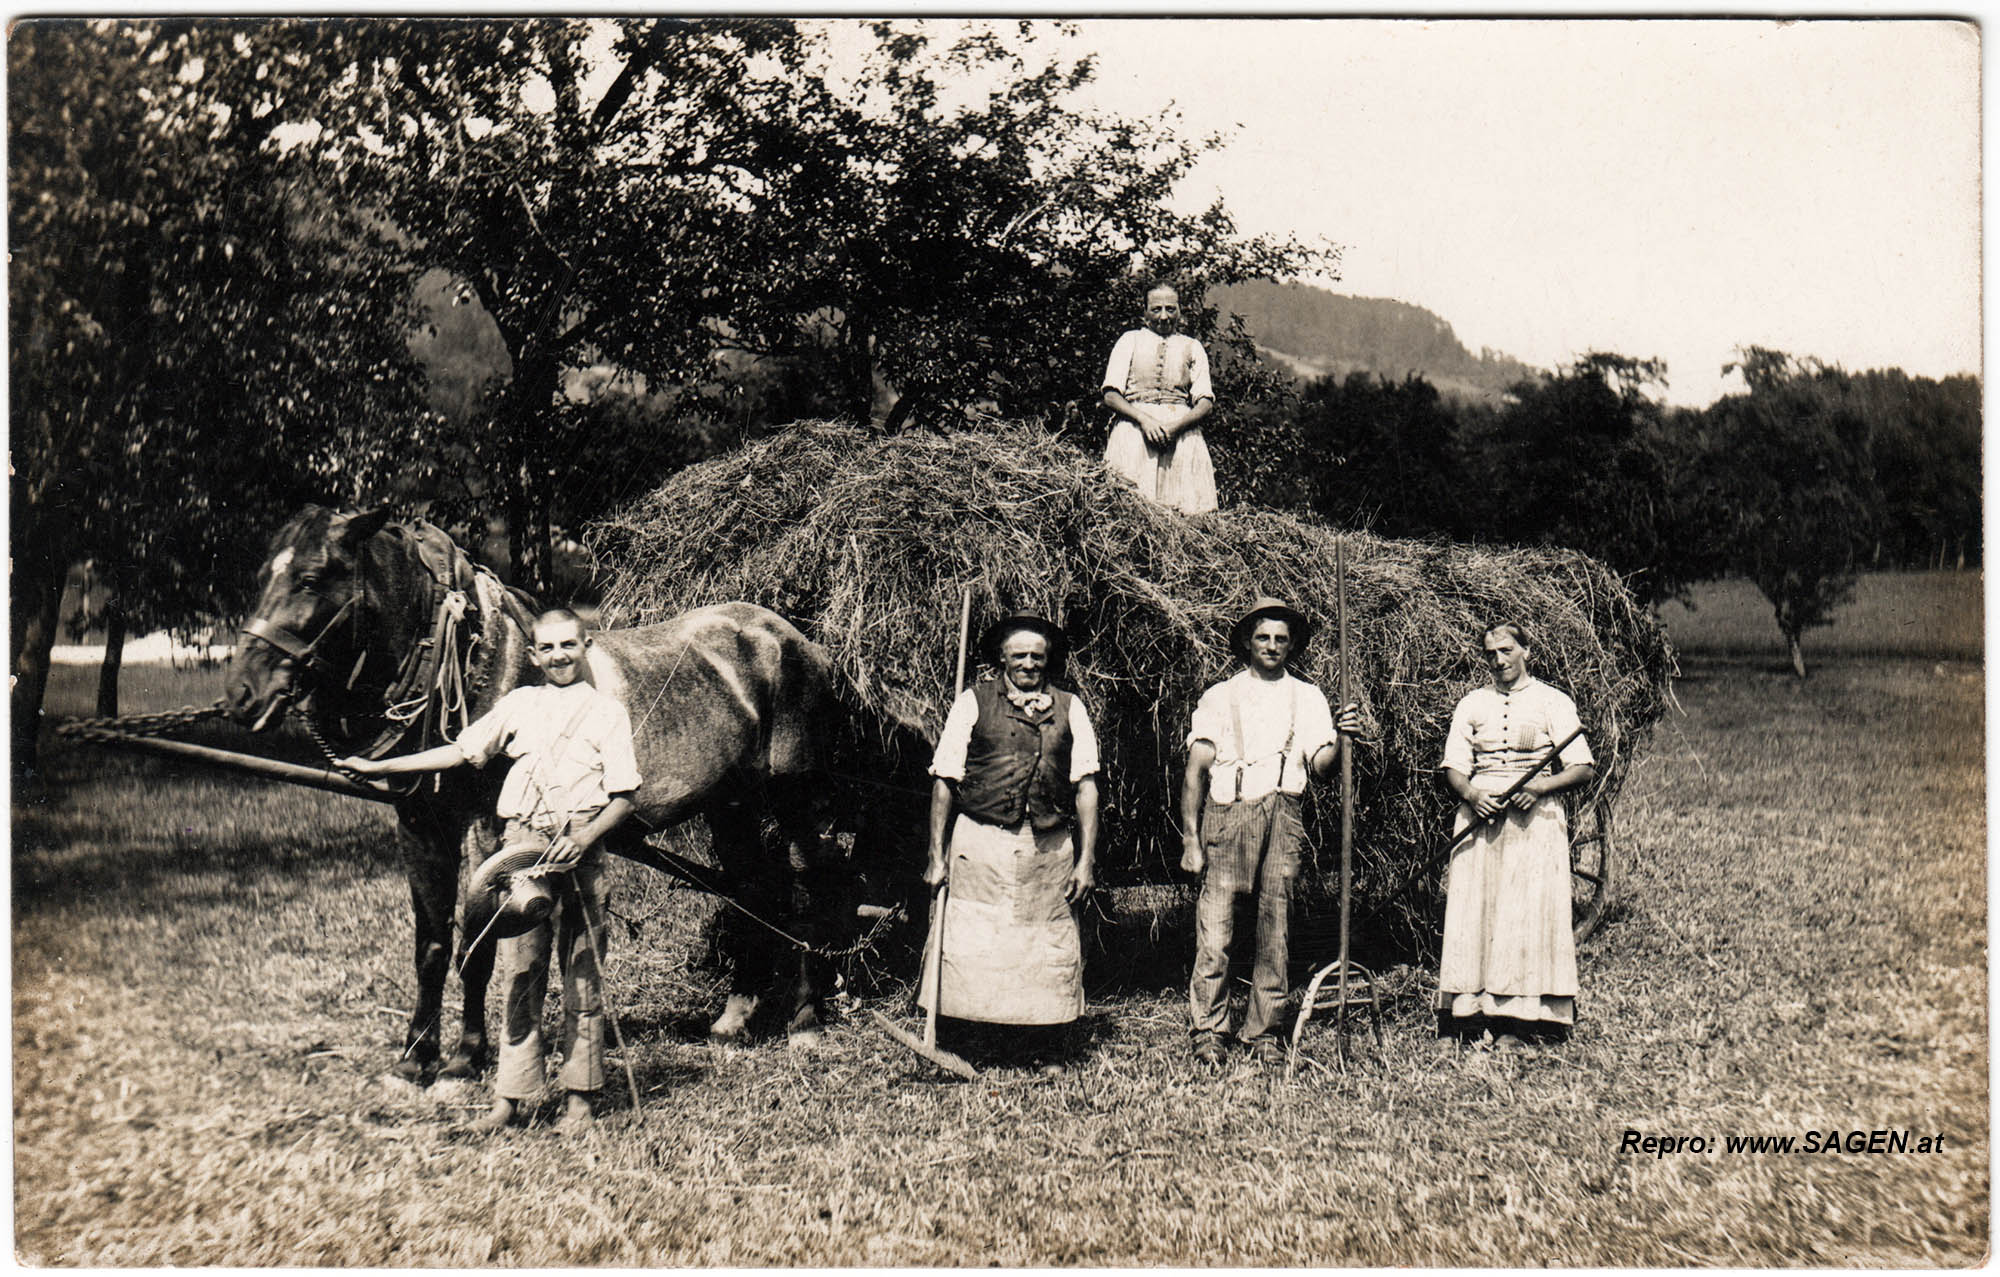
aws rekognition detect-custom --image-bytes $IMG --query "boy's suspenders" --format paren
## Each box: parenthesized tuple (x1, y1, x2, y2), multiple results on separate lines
(519, 696, 603, 834)
(1227, 676, 1297, 804)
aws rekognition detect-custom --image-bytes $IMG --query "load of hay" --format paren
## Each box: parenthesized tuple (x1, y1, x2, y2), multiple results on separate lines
(589, 420, 1673, 942)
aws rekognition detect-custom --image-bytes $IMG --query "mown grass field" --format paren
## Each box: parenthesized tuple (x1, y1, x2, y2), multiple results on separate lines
(13, 572, 1987, 1265)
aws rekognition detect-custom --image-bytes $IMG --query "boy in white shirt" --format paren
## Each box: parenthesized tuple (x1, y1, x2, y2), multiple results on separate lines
(341, 609, 639, 1131)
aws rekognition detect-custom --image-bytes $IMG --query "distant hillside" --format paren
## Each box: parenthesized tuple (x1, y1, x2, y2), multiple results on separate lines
(1213, 280, 1540, 404)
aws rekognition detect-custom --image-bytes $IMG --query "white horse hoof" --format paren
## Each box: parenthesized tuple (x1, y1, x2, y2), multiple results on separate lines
(786, 1027, 825, 1052)
(709, 995, 758, 1043)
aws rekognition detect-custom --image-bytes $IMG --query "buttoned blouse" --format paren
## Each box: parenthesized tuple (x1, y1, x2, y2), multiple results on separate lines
(930, 683, 1102, 784)
(1439, 676, 1593, 786)
(453, 681, 642, 826)
(1101, 329, 1214, 408)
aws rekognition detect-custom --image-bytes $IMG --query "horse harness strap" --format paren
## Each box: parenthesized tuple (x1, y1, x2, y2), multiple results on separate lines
(240, 592, 360, 682)
(306, 520, 495, 765)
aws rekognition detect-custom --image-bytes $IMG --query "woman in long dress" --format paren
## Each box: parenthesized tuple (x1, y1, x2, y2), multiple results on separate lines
(1101, 283, 1219, 515)
(1437, 622, 1596, 1047)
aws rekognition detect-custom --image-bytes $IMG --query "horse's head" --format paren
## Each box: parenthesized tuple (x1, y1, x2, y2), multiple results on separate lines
(225, 505, 395, 731)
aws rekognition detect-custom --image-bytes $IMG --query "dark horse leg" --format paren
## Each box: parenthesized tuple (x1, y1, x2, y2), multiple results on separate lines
(776, 777, 851, 1047)
(705, 798, 770, 1042)
(397, 806, 493, 1081)
(395, 812, 455, 1079)
(706, 779, 851, 1046)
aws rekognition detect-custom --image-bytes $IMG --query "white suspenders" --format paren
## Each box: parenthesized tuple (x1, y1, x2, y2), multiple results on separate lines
(1227, 676, 1296, 804)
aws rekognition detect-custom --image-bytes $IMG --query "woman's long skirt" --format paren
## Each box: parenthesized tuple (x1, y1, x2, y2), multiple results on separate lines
(1435, 794, 1579, 1026)
(918, 814, 1084, 1026)
(1102, 408, 1218, 515)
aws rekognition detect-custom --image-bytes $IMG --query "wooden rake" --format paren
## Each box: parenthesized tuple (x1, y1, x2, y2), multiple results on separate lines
(1288, 534, 1384, 1077)
(870, 584, 979, 1082)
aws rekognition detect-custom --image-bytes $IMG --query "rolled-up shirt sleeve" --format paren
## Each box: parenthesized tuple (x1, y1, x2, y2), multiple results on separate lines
(1100, 330, 1138, 396)
(927, 688, 980, 781)
(1186, 683, 1227, 751)
(452, 695, 517, 767)
(1546, 689, 1594, 769)
(1187, 338, 1214, 403)
(1068, 697, 1102, 781)
(596, 701, 643, 795)
(1294, 684, 1337, 762)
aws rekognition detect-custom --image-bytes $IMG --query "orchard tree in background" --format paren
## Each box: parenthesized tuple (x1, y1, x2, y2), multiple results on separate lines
(1834, 369, 1982, 570)
(672, 21, 1336, 433)
(223, 17, 814, 592)
(1708, 347, 1881, 677)
(9, 20, 427, 777)
(1459, 354, 1726, 609)
(1287, 371, 1466, 537)
(214, 17, 1334, 581)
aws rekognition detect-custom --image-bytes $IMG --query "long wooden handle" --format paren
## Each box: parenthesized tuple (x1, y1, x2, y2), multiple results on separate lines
(952, 585, 975, 696)
(928, 586, 975, 1049)
(1336, 535, 1353, 971)
(64, 731, 395, 803)
(1442, 725, 1587, 855)
(923, 880, 948, 1050)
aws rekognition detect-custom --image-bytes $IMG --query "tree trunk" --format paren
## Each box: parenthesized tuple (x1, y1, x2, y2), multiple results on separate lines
(96, 601, 127, 718)
(1787, 631, 1808, 679)
(843, 314, 876, 425)
(502, 351, 563, 597)
(12, 553, 67, 781)
(504, 451, 529, 589)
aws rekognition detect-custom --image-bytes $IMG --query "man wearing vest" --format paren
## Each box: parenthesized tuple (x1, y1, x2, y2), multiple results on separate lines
(1181, 597, 1361, 1069)
(923, 615, 1101, 1046)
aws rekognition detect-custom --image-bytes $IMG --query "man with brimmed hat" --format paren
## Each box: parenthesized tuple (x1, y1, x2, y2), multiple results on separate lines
(922, 613, 1101, 1056)
(1180, 597, 1361, 1069)
(339, 608, 638, 1133)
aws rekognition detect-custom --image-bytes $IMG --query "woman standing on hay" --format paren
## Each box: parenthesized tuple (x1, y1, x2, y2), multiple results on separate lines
(1438, 622, 1595, 1049)
(922, 616, 1100, 1061)
(1101, 282, 1218, 515)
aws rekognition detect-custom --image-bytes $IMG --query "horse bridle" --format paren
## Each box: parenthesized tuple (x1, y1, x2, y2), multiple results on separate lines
(239, 590, 363, 685)
(238, 522, 487, 762)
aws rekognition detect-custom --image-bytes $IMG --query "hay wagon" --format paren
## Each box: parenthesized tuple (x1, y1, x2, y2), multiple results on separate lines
(591, 420, 1672, 952)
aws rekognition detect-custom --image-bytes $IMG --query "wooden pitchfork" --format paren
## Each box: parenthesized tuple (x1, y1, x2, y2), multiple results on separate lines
(1288, 534, 1385, 1076)
(869, 585, 979, 1081)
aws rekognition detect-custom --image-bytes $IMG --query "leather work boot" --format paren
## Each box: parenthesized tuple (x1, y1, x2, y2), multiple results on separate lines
(1249, 1036, 1286, 1066)
(1191, 1032, 1230, 1071)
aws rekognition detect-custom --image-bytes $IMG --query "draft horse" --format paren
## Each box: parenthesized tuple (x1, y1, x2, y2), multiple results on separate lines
(224, 505, 853, 1079)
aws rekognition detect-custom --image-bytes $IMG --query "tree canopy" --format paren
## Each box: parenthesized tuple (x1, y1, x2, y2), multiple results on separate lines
(9, 19, 428, 771)
(10, 16, 1338, 772)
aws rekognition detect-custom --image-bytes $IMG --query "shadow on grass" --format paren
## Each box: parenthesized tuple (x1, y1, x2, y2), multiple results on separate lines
(1085, 885, 1434, 999)
(14, 735, 406, 917)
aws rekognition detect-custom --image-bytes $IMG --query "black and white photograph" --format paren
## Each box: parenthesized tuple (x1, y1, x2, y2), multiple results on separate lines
(9, 15, 1985, 1266)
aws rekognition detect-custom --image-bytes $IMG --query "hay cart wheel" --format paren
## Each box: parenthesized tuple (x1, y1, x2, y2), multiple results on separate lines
(1570, 797, 1614, 943)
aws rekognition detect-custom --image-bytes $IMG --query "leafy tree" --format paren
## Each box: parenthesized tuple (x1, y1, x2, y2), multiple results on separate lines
(207, 17, 817, 592)
(1453, 353, 1724, 608)
(1286, 371, 1467, 538)
(209, 18, 1333, 568)
(1706, 347, 1880, 677)
(9, 19, 426, 775)
(1837, 369, 1981, 569)
(692, 21, 1336, 435)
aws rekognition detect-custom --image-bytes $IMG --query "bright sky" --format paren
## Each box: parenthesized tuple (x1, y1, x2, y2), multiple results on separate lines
(1065, 18, 1981, 406)
(50, 11, 1983, 410)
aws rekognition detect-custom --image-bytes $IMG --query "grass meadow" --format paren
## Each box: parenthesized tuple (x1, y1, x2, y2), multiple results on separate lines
(12, 571, 1987, 1265)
